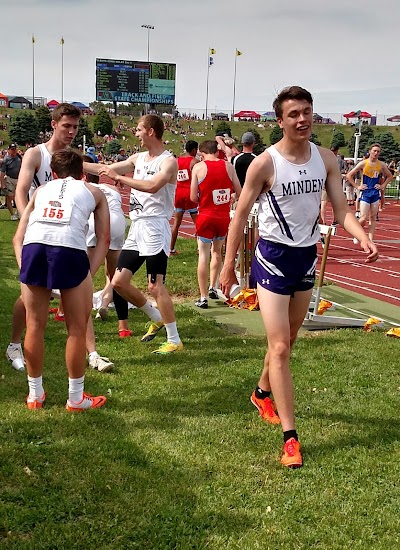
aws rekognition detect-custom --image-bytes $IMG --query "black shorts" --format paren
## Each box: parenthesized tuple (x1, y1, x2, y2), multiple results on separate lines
(117, 249, 168, 283)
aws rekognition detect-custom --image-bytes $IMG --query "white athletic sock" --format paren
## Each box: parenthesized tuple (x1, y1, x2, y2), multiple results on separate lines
(9, 342, 22, 349)
(27, 375, 44, 399)
(165, 322, 180, 345)
(68, 376, 85, 404)
(88, 351, 99, 361)
(140, 300, 162, 323)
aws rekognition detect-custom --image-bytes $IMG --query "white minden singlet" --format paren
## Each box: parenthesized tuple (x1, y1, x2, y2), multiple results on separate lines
(29, 143, 53, 198)
(129, 150, 176, 221)
(86, 183, 126, 250)
(258, 142, 326, 247)
(24, 177, 96, 251)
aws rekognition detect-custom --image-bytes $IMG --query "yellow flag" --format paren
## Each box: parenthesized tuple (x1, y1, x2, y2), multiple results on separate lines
(32, 34, 35, 44)
(209, 48, 216, 55)
(60, 36, 65, 45)
(236, 49, 243, 56)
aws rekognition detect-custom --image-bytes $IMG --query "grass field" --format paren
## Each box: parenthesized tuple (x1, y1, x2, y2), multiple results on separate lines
(1, 210, 400, 549)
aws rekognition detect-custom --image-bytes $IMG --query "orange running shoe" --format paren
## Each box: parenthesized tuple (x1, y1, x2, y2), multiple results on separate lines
(26, 392, 46, 410)
(119, 329, 133, 338)
(54, 312, 65, 322)
(250, 391, 280, 425)
(280, 437, 303, 468)
(66, 393, 107, 412)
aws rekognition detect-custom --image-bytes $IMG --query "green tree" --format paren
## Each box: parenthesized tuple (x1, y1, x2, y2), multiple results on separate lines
(215, 121, 232, 136)
(105, 139, 121, 156)
(93, 107, 113, 136)
(367, 133, 400, 164)
(347, 125, 374, 157)
(72, 116, 94, 148)
(9, 111, 39, 145)
(330, 129, 346, 149)
(35, 105, 52, 134)
(309, 132, 321, 146)
(269, 125, 283, 145)
(245, 127, 266, 155)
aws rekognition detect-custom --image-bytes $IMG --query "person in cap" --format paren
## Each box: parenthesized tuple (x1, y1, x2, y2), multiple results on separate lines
(86, 146, 98, 163)
(232, 132, 257, 187)
(0, 144, 22, 220)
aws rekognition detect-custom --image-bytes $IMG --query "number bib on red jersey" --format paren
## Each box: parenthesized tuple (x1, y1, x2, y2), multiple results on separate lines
(212, 187, 231, 205)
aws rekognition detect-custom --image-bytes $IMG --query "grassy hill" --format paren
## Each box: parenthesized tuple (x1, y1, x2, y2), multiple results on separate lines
(1, 106, 400, 158)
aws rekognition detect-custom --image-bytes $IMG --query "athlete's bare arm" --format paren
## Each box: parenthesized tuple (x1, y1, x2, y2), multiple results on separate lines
(346, 160, 366, 190)
(85, 185, 110, 276)
(321, 148, 378, 262)
(83, 153, 138, 177)
(220, 152, 273, 297)
(379, 163, 393, 190)
(15, 147, 42, 215)
(225, 161, 242, 198)
(12, 192, 37, 267)
(100, 155, 178, 194)
(190, 163, 203, 203)
(190, 157, 200, 170)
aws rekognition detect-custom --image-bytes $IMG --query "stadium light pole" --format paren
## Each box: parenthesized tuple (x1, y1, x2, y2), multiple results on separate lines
(141, 24, 154, 62)
(32, 34, 35, 109)
(141, 24, 154, 115)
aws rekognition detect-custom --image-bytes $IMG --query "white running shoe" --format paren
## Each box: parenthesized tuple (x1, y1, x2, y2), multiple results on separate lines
(88, 355, 114, 373)
(95, 306, 108, 321)
(6, 344, 25, 372)
(353, 237, 359, 245)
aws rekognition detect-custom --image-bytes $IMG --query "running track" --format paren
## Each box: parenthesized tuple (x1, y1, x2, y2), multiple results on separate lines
(103, 174, 400, 308)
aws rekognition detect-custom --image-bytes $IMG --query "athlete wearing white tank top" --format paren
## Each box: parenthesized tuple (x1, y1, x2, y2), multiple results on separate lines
(7, 103, 81, 373)
(83, 114, 183, 355)
(220, 86, 379, 469)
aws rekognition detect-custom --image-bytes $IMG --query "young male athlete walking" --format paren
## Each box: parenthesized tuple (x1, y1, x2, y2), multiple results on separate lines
(170, 140, 199, 256)
(220, 86, 379, 468)
(6, 103, 81, 371)
(13, 150, 110, 410)
(190, 139, 241, 307)
(346, 143, 392, 243)
(85, 114, 183, 354)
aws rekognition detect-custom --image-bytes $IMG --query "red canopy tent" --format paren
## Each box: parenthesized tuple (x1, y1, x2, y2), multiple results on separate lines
(387, 115, 400, 122)
(0, 92, 8, 107)
(234, 110, 260, 120)
(343, 110, 372, 119)
(47, 99, 59, 109)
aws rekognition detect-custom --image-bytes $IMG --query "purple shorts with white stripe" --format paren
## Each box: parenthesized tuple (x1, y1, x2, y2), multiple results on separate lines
(250, 239, 317, 296)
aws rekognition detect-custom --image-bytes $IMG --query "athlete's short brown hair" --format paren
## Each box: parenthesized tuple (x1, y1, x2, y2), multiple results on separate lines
(273, 86, 313, 119)
(138, 114, 164, 140)
(199, 140, 218, 155)
(52, 102, 82, 122)
(50, 150, 83, 180)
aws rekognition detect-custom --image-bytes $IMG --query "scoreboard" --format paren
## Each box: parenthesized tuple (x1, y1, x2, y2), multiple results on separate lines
(96, 58, 176, 105)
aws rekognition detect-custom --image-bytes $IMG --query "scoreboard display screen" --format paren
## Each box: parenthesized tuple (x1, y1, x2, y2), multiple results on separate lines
(96, 58, 176, 104)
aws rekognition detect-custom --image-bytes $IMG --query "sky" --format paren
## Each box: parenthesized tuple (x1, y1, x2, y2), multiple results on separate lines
(2, 0, 400, 122)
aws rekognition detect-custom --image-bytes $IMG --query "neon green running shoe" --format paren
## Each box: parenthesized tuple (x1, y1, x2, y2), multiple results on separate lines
(141, 321, 165, 342)
(153, 341, 184, 354)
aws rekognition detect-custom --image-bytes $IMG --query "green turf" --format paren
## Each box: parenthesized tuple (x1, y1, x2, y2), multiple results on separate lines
(1, 211, 400, 549)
